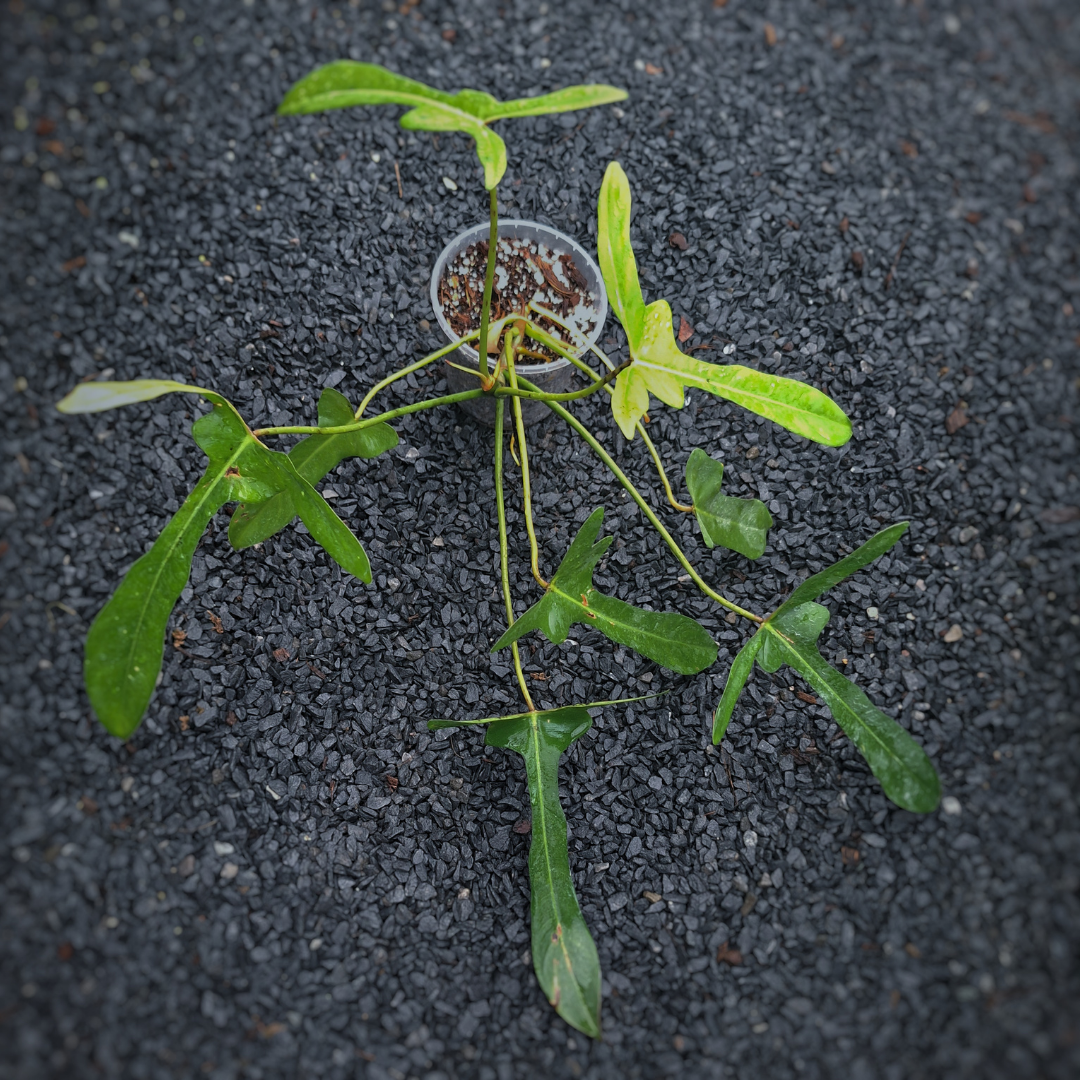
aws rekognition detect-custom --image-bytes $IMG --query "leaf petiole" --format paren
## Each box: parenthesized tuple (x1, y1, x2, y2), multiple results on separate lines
(353, 330, 481, 418)
(252, 389, 484, 437)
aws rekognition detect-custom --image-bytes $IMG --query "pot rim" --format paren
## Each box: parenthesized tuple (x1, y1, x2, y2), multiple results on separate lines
(428, 218, 608, 373)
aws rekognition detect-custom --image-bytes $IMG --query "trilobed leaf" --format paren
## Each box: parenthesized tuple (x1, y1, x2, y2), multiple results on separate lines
(429, 703, 614, 1038)
(229, 387, 397, 549)
(279, 61, 626, 189)
(492, 507, 717, 674)
(67, 387, 372, 739)
(596, 163, 852, 445)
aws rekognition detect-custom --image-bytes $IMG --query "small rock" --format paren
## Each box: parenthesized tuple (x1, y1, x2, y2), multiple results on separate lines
(220, 862, 239, 880)
(943, 624, 963, 643)
(213, 841, 235, 856)
(942, 796, 962, 816)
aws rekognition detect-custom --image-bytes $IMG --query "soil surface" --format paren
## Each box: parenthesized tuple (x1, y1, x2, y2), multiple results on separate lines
(2, 2, 1079, 1080)
(438, 238, 599, 363)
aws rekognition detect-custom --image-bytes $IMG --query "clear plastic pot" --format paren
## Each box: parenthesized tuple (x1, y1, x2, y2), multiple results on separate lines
(429, 219, 608, 427)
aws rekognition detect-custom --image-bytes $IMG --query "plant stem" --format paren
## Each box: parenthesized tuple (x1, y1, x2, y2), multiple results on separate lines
(494, 397, 536, 711)
(505, 339, 549, 590)
(253, 389, 484, 437)
(354, 331, 480, 419)
(477, 188, 499, 383)
(520, 382, 761, 624)
(522, 322, 693, 510)
(493, 360, 630, 404)
(638, 426, 695, 513)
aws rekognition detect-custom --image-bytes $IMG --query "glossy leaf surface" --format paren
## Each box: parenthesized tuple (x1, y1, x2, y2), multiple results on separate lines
(229, 388, 396, 549)
(427, 706, 601, 1037)
(596, 165, 851, 445)
(762, 623, 940, 812)
(774, 522, 909, 618)
(279, 61, 625, 189)
(684, 448, 773, 559)
(82, 398, 371, 737)
(712, 634, 764, 743)
(492, 508, 717, 674)
(596, 162, 646, 349)
(758, 601, 831, 672)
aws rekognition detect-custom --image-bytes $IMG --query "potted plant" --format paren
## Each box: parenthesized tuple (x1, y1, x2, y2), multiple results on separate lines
(56, 62, 939, 1039)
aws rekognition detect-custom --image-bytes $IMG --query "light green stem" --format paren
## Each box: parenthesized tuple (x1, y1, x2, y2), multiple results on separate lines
(518, 381, 761, 624)
(494, 397, 536, 710)
(354, 331, 480, 419)
(477, 189, 499, 381)
(253, 390, 484, 438)
(522, 322, 693, 511)
(505, 338, 548, 590)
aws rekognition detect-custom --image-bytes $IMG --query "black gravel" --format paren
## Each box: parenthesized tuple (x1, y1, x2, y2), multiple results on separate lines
(2, 1, 1079, 1078)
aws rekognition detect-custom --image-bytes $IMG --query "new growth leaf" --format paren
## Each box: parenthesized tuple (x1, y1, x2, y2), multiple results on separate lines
(597, 162, 852, 446)
(279, 61, 627, 190)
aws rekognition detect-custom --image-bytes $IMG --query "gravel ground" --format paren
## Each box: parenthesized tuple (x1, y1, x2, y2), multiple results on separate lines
(2, 1, 1079, 1078)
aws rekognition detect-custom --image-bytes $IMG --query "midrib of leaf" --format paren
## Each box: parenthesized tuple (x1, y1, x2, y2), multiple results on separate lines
(548, 582, 672, 652)
(764, 624, 906, 773)
(118, 441, 244, 676)
(527, 715, 577, 1003)
(314, 88, 485, 132)
(637, 357, 834, 426)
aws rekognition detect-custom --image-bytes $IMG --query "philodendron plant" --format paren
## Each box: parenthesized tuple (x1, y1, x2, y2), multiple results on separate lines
(58, 62, 940, 1039)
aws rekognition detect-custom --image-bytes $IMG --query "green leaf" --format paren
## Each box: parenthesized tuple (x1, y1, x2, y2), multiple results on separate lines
(84, 403, 266, 738)
(712, 634, 765, 743)
(593, 169, 851, 445)
(485, 84, 627, 121)
(278, 61, 626, 190)
(56, 379, 224, 413)
(610, 300, 852, 444)
(492, 508, 717, 674)
(773, 522, 910, 618)
(684, 448, 773, 559)
(482, 706, 602, 1038)
(83, 399, 372, 738)
(758, 601, 831, 672)
(229, 388, 397, 550)
(596, 162, 646, 351)
(762, 625, 941, 812)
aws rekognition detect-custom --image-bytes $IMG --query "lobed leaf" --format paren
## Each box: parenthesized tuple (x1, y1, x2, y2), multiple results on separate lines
(230, 388, 396, 549)
(594, 167, 852, 445)
(763, 626, 941, 812)
(279, 61, 625, 190)
(434, 705, 602, 1037)
(82, 398, 373, 737)
(684, 448, 773, 559)
(492, 508, 717, 675)
(712, 634, 765, 743)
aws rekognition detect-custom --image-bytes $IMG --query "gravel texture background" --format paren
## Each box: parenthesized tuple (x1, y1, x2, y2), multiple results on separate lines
(2, 1, 1079, 1078)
